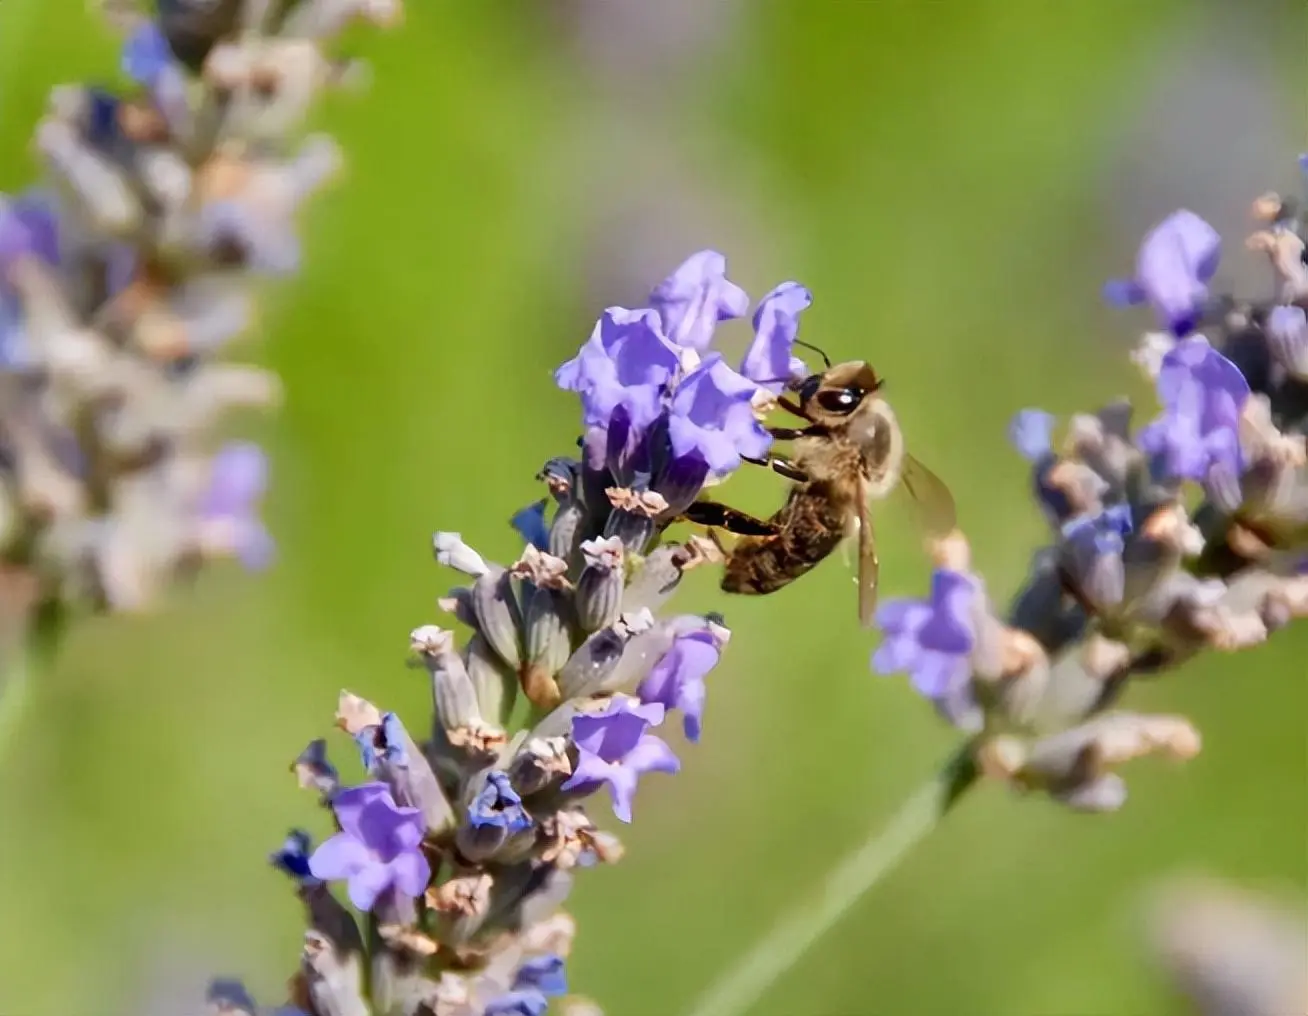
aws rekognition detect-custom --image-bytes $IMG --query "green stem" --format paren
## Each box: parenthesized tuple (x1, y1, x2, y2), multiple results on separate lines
(0, 598, 67, 765)
(684, 742, 979, 1016)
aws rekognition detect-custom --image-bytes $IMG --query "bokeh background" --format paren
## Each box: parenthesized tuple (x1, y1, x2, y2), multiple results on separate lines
(1, 1, 1305, 1014)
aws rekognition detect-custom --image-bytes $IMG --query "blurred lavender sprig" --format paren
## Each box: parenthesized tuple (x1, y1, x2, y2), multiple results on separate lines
(218, 251, 812, 1014)
(876, 182, 1308, 812)
(690, 166, 1308, 1016)
(1145, 876, 1308, 1016)
(0, 0, 398, 732)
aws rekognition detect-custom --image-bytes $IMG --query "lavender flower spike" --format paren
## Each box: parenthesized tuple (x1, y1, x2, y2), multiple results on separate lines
(1103, 209, 1221, 338)
(561, 696, 680, 823)
(647, 249, 749, 353)
(872, 569, 980, 729)
(308, 782, 430, 911)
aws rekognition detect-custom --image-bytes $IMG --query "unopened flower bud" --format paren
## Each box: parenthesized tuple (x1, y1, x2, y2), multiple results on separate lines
(575, 535, 624, 632)
(433, 531, 490, 577)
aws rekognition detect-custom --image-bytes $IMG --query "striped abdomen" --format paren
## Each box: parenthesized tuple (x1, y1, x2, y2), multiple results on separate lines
(720, 481, 851, 595)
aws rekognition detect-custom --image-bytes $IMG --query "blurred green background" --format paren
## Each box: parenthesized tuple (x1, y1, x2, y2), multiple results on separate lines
(1, 1, 1305, 1014)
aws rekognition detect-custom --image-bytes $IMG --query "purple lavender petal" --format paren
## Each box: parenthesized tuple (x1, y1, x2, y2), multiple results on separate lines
(387, 849, 431, 898)
(667, 355, 772, 473)
(648, 250, 749, 351)
(597, 763, 639, 823)
(201, 443, 267, 516)
(306, 833, 372, 882)
(122, 21, 174, 86)
(556, 307, 679, 394)
(0, 197, 33, 275)
(345, 862, 394, 912)
(1133, 210, 1222, 336)
(513, 955, 567, 997)
(1008, 409, 1055, 462)
(510, 500, 550, 551)
(12, 192, 59, 267)
(910, 651, 967, 700)
(483, 991, 549, 1016)
(740, 281, 812, 390)
(637, 628, 723, 743)
(1141, 338, 1248, 482)
(569, 699, 664, 761)
(918, 570, 977, 655)
(1102, 278, 1145, 307)
(235, 522, 275, 571)
(327, 783, 389, 840)
(1156, 337, 1248, 410)
(356, 795, 425, 860)
(623, 734, 680, 777)
(870, 569, 978, 727)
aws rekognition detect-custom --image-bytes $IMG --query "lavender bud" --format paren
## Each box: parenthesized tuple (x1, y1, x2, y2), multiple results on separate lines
(474, 863, 574, 944)
(465, 633, 518, 728)
(456, 770, 536, 865)
(36, 119, 142, 237)
(365, 712, 455, 834)
(1064, 401, 1137, 494)
(575, 536, 624, 632)
(602, 487, 667, 556)
(507, 735, 573, 797)
(205, 979, 257, 1015)
(540, 457, 586, 562)
(620, 543, 686, 615)
(426, 871, 494, 923)
(594, 609, 667, 693)
(290, 739, 339, 801)
(471, 567, 524, 669)
(538, 808, 625, 869)
(157, 0, 244, 71)
(602, 507, 654, 556)
(971, 625, 1051, 730)
(524, 699, 588, 744)
(298, 928, 369, 1016)
(549, 500, 586, 563)
(554, 610, 656, 700)
(511, 547, 574, 710)
(651, 450, 710, 517)
(437, 586, 478, 628)
(1059, 505, 1131, 614)
(410, 625, 483, 732)
(981, 712, 1201, 812)
(433, 530, 489, 577)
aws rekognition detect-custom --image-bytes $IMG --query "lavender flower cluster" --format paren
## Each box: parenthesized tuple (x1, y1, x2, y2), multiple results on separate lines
(227, 252, 816, 1015)
(873, 166, 1308, 812)
(0, 0, 397, 669)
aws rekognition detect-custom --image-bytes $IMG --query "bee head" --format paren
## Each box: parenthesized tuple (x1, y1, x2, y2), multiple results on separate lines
(798, 361, 883, 418)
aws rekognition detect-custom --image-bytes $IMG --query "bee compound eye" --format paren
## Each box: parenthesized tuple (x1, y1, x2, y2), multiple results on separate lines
(817, 387, 862, 414)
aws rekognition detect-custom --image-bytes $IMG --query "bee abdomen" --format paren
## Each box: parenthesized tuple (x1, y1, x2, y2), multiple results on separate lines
(720, 490, 846, 595)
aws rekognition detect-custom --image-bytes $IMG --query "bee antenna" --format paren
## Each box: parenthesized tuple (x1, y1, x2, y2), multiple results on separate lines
(793, 339, 832, 369)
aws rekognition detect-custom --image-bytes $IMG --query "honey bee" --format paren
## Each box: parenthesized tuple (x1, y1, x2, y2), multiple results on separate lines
(680, 343, 957, 627)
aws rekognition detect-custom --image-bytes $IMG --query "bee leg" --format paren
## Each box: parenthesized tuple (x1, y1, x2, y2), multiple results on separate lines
(680, 500, 780, 536)
(776, 395, 813, 421)
(766, 425, 822, 441)
(742, 453, 810, 483)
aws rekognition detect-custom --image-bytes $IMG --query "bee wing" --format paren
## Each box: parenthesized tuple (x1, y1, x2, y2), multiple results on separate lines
(855, 475, 880, 628)
(899, 453, 957, 537)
